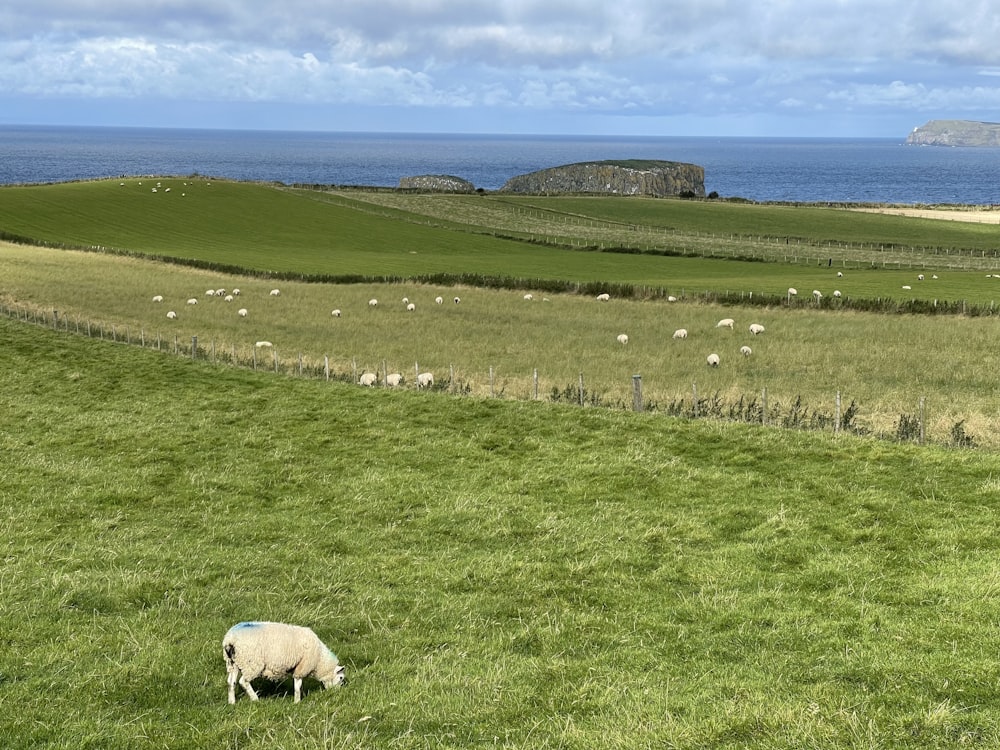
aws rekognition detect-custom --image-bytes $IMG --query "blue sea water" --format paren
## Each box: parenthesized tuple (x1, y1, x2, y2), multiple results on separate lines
(2, 124, 1000, 205)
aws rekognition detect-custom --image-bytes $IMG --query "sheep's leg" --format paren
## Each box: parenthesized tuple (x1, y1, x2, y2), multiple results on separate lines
(227, 667, 239, 704)
(239, 675, 260, 701)
(293, 676, 303, 703)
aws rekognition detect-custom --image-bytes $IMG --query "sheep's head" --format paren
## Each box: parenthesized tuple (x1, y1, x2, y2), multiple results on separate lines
(321, 664, 347, 689)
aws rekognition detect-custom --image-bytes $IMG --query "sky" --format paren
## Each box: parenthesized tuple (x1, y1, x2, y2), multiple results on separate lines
(2, 0, 1000, 138)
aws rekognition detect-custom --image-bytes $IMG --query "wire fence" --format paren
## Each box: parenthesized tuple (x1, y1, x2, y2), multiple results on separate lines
(2, 300, 978, 449)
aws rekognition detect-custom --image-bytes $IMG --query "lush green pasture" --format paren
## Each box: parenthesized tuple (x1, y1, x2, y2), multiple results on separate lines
(4, 242, 1000, 446)
(4, 317, 1000, 749)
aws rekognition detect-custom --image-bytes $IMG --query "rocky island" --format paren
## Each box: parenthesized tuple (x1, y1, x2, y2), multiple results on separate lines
(906, 120, 1000, 147)
(498, 159, 705, 197)
(398, 174, 477, 192)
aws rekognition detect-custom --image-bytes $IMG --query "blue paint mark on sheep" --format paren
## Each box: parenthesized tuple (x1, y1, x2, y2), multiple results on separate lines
(233, 621, 261, 630)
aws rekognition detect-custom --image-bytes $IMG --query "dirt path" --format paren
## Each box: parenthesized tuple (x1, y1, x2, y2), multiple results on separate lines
(850, 207, 1000, 223)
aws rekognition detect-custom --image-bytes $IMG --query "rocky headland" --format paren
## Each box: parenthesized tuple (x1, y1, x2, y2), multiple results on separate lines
(398, 174, 477, 192)
(497, 159, 705, 197)
(906, 120, 1000, 147)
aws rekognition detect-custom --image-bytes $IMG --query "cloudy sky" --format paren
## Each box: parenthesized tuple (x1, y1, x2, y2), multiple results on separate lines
(2, 0, 999, 137)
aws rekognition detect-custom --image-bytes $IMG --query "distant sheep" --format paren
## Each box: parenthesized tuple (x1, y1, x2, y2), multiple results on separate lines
(596, 293, 610, 301)
(224, 295, 234, 302)
(918, 274, 925, 281)
(368, 298, 378, 307)
(740, 345, 752, 357)
(152, 295, 164, 303)
(206, 289, 217, 297)
(435, 296, 444, 304)
(187, 298, 198, 305)
(401, 297, 409, 305)
(232, 289, 241, 296)
(672, 328, 688, 339)
(523, 294, 533, 301)
(237, 308, 248, 317)
(331, 309, 341, 317)
(359, 372, 378, 387)
(386, 373, 403, 387)
(787, 287, 798, 296)
(216, 289, 226, 296)
(616, 333, 629, 345)
(716, 318, 735, 329)
(406, 303, 416, 312)
(270, 289, 281, 297)
(837, 271, 844, 277)
(416, 372, 434, 388)
(255, 341, 273, 348)
(667, 296, 678, 302)
(707, 353, 720, 367)
(812, 290, 823, 300)
(223, 621, 345, 704)
(166, 311, 177, 320)
(902, 285, 911, 290)
(748, 323, 765, 335)
(833, 290, 842, 298)
(453, 297, 461, 304)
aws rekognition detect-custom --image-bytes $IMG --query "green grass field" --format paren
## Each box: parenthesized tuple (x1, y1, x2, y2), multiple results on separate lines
(5, 318, 1000, 749)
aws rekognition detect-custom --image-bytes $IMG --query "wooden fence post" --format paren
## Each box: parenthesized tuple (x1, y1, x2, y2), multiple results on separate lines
(762, 387, 768, 425)
(919, 396, 926, 445)
(191, 336, 197, 359)
(579, 372, 585, 406)
(533, 368, 539, 400)
(835, 390, 842, 433)
(324, 355, 330, 381)
(692, 382, 699, 418)
(632, 375, 643, 412)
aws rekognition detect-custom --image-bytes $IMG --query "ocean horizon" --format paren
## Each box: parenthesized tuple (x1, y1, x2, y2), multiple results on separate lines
(2, 124, 999, 205)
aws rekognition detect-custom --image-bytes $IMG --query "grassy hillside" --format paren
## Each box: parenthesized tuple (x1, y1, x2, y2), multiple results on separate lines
(4, 317, 1000, 749)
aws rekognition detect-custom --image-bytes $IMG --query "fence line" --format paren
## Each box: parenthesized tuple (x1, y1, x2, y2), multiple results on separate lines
(0, 301, 958, 447)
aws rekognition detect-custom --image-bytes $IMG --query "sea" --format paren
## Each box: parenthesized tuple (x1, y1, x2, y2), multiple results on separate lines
(3, 124, 1000, 205)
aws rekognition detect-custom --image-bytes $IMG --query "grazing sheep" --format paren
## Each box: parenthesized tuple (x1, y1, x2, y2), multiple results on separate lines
(917, 274, 925, 281)
(672, 328, 688, 339)
(187, 298, 198, 305)
(716, 318, 735, 329)
(401, 297, 409, 305)
(812, 290, 823, 300)
(435, 296, 444, 304)
(523, 294, 533, 301)
(833, 290, 842, 298)
(368, 298, 378, 307)
(416, 372, 434, 388)
(255, 341, 273, 348)
(837, 271, 844, 277)
(616, 333, 629, 345)
(152, 295, 164, 303)
(787, 287, 798, 296)
(740, 345, 752, 357)
(902, 285, 911, 290)
(406, 303, 416, 312)
(216, 288, 227, 296)
(237, 308, 248, 317)
(386, 373, 403, 387)
(206, 289, 217, 297)
(331, 309, 341, 317)
(359, 372, 377, 387)
(232, 289, 241, 296)
(932, 275, 939, 279)
(270, 289, 281, 296)
(667, 295, 677, 302)
(223, 621, 345, 704)
(748, 323, 765, 335)
(596, 293, 610, 301)
(224, 295, 234, 302)
(707, 353, 720, 367)
(166, 311, 177, 320)
(453, 296, 461, 304)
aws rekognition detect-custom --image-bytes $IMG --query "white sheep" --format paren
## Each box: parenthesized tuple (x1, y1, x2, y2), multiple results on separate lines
(833, 290, 842, 298)
(918, 274, 925, 281)
(237, 308, 248, 317)
(435, 296, 444, 305)
(707, 353, 720, 367)
(401, 297, 409, 305)
(166, 311, 177, 320)
(672, 328, 688, 339)
(255, 341, 273, 348)
(523, 294, 533, 301)
(787, 287, 798, 296)
(232, 288, 241, 296)
(837, 271, 844, 277)
(152, 295, 164, 303)
(386, 373, 403, 387)
(187, 298, 198, 305)
(453, 296, 461, 304)
(667, 295, 678, 302)
(223, 621, 345, 704)
(224, 295, 234, 303)
(748, 323, 765, 335)
(616, 333, 629, 345)
(270, 289, 281, 297)
(596, 293, 611, 301)
(216, 288, 227, 296)
(206, 289, 217, 297)
(416, 372, 434, 388)
(740, 345, 752, 357)
(359, 372, 377, 387)
(368, 298, 378, 307)
(812, 290, 823, 300)
(902, 285, 911, 290)
(331, 309, 341, 317)
(716, 318, 735, 329)
(406, 303, 416, 312)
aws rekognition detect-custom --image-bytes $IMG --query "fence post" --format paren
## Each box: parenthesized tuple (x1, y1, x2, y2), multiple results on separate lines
(449, 364, 455, 394)
(919, 396, 926, 445)
(325, 356, 330, 381)
(632, 375, 643, 412)
(692, 382, 699, 418)
(252, 347, 257, 370)
(191, 336, 197, 359)
(490, 366, 495, 398)
(579, 372, 585, 406)
(52, 310, 58, 328)
(298, 353, 303, 376)
(835, 390, 842, 433)
(762, 387, 768, 425)
(173, 335, 178, 354)
(273, 350, 278, 373)
(533, 369, 539, 400)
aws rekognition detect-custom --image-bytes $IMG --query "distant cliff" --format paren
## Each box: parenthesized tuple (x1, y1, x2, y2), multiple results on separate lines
(906, 120, 1000, 147)
(398, 174, 476, 192)
(498, 159, 705, 197)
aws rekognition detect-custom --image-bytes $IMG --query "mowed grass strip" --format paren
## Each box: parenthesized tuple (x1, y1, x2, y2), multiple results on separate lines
(4, 240, 1000, 446)
(3, 317, 1000, 748)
